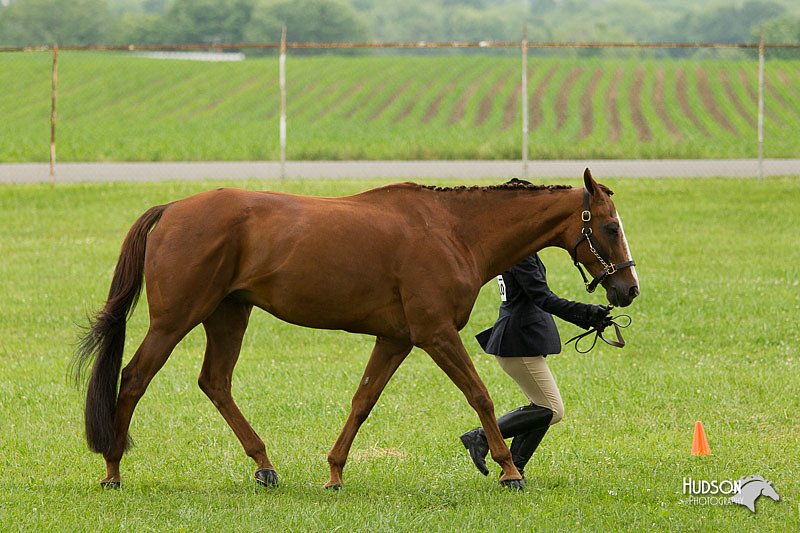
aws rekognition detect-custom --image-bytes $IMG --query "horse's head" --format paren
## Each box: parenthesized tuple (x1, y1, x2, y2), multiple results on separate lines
(568, 168, 639, 307)
(761, 481, 780, 502)
(731, 476, 780, 512)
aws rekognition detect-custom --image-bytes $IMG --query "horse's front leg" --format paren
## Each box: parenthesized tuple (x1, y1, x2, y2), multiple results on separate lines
(417, 327, 524, 488)
(325, 336, 412, 489)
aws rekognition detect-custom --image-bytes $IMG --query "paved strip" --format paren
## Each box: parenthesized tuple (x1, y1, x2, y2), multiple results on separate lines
(1, 159, 799, 184)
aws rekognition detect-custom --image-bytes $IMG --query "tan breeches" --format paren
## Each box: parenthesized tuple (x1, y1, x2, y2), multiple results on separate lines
(495, 355, 564, 425)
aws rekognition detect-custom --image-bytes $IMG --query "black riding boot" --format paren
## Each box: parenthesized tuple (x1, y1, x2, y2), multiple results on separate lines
(509, 425, 549, 478)
(459, 404, 553, 476)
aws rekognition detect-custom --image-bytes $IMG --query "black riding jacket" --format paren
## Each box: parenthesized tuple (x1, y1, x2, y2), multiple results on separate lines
(476, 253, 596, 357)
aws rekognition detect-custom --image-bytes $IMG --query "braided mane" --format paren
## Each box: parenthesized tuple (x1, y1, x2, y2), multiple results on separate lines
(419, 179, 574, 193)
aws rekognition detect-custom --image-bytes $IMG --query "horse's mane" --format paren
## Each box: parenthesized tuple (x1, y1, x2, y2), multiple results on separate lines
(419, 179, 572, 193)
(416, 179, 613, 195)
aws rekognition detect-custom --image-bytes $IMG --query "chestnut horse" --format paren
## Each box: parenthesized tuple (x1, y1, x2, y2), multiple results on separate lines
(73, 169, 638, 490)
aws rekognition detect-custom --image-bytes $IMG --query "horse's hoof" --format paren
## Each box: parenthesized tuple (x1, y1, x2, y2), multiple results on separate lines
(324, 483, 342, 491)
(500, 477, 526, 490)
(254, 468, 279, 487)
(100, 480, 121, 490)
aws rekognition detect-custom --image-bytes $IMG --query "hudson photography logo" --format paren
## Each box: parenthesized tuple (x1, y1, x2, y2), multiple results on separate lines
(680, 475, 780, 513)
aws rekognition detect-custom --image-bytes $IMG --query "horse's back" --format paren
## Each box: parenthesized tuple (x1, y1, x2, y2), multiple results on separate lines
(143, 186, 435, 336)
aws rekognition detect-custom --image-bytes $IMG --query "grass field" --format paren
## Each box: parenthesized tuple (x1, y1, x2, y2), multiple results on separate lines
(1, 176, 798, 530)
(2, 52, 800, 163)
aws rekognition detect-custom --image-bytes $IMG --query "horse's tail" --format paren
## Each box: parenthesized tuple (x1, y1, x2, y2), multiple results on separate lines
(71, 204, 168, 454)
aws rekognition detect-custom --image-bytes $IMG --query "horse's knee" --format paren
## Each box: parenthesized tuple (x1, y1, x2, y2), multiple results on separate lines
(244, 441, 267, 460)
(327, 450, 345, 469)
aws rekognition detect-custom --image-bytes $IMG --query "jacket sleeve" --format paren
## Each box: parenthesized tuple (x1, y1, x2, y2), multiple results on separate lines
(511, 255, 595, 329)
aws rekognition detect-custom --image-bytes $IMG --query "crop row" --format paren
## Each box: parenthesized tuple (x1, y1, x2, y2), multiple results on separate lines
(0, 53, 798, 162)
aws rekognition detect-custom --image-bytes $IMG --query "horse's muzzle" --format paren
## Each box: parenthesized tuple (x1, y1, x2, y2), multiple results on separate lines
(609, 283, 639, 307)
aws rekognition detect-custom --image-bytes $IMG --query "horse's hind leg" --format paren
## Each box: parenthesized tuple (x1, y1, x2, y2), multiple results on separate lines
(325, 336, 412, 490)
(102, 327, 185, 486)
(198, 297, 277, 487)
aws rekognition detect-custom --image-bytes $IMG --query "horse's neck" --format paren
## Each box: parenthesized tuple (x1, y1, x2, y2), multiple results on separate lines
(442, 187, 581, 282)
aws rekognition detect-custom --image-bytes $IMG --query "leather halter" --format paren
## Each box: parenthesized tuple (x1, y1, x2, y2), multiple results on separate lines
(570, 188, 636, 293)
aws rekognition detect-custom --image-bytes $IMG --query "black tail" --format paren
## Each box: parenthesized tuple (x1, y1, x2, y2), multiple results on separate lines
(71, 204, 168, 455)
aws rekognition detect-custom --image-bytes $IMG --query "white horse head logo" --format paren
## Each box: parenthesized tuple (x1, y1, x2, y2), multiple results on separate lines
(730, 475, 780, 513)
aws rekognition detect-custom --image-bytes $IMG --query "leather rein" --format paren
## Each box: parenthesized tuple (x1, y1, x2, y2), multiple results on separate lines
(566, 187, 636, 353)
(565, 312, 632, 354)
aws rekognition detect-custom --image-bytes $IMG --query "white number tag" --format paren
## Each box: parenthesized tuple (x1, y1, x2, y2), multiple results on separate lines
(497, 275, 507, 302)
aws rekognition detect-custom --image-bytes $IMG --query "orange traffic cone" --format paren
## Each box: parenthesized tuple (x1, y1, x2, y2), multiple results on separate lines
(692, 420, 711, 456)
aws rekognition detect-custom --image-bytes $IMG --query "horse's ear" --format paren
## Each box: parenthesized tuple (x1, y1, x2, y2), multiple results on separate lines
(583, 167, 597, 195)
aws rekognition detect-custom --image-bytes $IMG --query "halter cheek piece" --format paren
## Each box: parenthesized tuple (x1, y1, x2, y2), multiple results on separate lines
(565, 188, 636, 353)
(570, 188, 636, 293)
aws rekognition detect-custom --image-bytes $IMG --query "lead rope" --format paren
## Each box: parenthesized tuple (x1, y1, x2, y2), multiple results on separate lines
(565, 312, 632, 354)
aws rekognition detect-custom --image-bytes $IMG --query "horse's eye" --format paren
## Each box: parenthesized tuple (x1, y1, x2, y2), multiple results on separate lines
(605, 223, 620, 237)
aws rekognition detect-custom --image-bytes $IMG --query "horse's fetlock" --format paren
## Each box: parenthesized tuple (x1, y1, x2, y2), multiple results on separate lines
(489, 447, 512, 465)
(327, 452, 345, 469)
(245, 444, 267, 460)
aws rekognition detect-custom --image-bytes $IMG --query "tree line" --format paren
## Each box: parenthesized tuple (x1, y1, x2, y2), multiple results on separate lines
(1, 0, 798, 56)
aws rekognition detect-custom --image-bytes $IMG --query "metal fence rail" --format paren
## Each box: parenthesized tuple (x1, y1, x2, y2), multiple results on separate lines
(4, 40, 800, 52)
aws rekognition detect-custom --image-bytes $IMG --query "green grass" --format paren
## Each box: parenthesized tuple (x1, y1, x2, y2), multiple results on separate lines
(1, 176, 799, 530)
(2, 52, 800, 162)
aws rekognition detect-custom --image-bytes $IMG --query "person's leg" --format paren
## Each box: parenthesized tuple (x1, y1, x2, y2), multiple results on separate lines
(495, 355, 564, 425)
(498, 355, 565, 475)
(461, 356, 563, 476)
(460, 401, 552, 475)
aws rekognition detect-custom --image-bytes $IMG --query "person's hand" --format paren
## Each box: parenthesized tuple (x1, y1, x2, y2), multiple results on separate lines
(586, 305, 612, 330)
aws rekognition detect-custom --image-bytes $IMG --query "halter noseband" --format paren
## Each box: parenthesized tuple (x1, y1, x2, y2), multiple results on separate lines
(571, 188, 636, 293)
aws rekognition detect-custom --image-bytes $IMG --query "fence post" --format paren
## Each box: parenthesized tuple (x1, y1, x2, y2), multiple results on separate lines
(50, 45, 59, 184)
(279, 26, 287, 180)
(521, 26, 529, 180)
(757, 31, 765, 181)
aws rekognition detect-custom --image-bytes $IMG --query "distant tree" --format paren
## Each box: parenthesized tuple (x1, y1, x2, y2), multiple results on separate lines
(442, 0, 485, 8)
(761, 15, 800, 41)
(0, 0, 112, 46)
(244, 0, 370, 46)
(164, 0, 256, 44)
(440, 7, 510, 41)
(528, 0, 556, 14)
(360, 0, 443, 42)
(107, 0, 167, 15)
(682, 1, 786, 43)
(143, 0, 167, 12)
(445, 6, 506, 41)
(756, 15, 800, 58)
(117, 12, 170, 45)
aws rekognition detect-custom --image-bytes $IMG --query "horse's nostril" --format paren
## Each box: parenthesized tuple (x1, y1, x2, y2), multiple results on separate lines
(629, 285, 640, 299)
